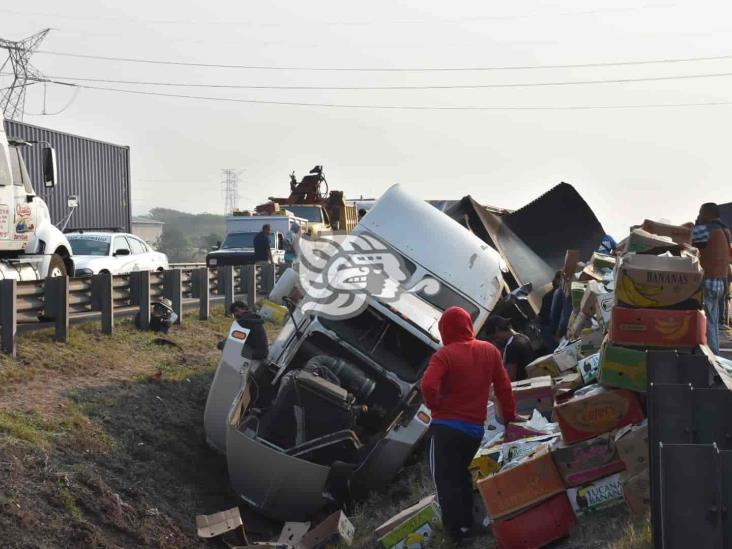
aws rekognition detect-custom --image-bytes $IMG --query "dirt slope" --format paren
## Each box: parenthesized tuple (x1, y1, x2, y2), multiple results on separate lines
(0, 314, 249, 548)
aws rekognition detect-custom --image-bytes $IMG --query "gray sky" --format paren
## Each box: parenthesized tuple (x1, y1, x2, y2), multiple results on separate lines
(1, 0, 731, 237)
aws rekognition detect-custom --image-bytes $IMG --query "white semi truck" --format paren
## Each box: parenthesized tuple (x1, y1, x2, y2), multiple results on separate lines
(0, 122, 74, 279)
(204, 184, 506, 521)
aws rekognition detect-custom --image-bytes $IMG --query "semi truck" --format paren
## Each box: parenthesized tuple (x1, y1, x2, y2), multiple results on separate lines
(204, 184, 506, 521)
(0, 122, 74, 279)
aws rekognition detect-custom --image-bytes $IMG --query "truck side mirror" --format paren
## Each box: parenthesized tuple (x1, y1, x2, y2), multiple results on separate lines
(42, 147, 58, 188)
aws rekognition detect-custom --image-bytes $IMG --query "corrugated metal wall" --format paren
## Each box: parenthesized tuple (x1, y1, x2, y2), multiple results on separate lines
(2, 120, 131, 232)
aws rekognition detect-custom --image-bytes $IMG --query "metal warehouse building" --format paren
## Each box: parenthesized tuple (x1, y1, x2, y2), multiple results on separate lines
(3, 120, 131, 232)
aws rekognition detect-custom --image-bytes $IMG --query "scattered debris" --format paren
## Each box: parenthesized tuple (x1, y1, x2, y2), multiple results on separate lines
(196, 507, 244, 539)
(375, 495, 442, 549)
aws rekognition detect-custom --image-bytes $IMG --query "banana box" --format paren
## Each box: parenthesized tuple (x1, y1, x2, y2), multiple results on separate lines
(626, 228, 682, 255)
(599, 343, 647, 393)
(609, 307, 707, 349)
(571, 282, 588, 310)
(470, 446, 502, 487)
(615, 253, 703, 309)
(640, 219, 692, 246)
(592, 252, 616, 272)
(578, 353, 601, 385)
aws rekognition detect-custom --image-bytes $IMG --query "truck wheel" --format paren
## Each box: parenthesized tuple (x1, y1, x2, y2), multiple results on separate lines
(47, 254, 67, 278)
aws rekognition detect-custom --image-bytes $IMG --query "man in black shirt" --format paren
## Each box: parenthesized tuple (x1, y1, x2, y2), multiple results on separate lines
(483, 316, 534, 381)
(253, 224, 273, 263)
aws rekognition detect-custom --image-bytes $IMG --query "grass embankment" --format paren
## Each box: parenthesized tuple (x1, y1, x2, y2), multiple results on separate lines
(0, 313, 257, 548)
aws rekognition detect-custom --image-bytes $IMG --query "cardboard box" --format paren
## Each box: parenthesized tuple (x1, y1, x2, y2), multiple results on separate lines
(578, 353, 601, 385)
(526, 354, 561, 378)
(571, 282, 588, 310)
(500, 376, 554, 419)
(492, 492, 576, 549)
(580, 281, 607, 317)
(566, 473, 625, 516)
(592, 252, 616, 272)
(615, 253, 703, 310)
(554, 372, 584, 392)
(621, 469, 650, 514)
(625, 228, 682, 255)
(375, 496, 442, 549)
(477, 446, 565, 520)
(196, 507, 243, 539)
(598, 294, 614, 326)
(609, 307, 707, 349)
(554, 385, 645, 444)
(598, 343, 647, 393)
(640, 219, 692, 246)
(551, 433, 625, 487)
(579, 325, 605, 355)
(614, 421, 648, 477)
(563, 249, 580, 278)
(500, 435, 560, 465)
(568, 312, 591, 340)
(299, 511, 354, 549)
(469, 446, 501, 488)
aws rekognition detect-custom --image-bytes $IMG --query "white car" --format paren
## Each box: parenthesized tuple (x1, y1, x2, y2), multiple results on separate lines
(66, 232, 169, 276)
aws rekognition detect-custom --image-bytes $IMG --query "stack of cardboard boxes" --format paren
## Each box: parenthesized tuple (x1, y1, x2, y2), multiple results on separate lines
(466, 222, 704, 547)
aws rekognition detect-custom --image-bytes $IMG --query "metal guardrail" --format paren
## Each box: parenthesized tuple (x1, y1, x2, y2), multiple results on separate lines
(0, 263, 278, 356)
(647, 349, 732, 548)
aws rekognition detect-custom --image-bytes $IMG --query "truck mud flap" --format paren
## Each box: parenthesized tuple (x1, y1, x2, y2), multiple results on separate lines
(657, 443, 730, 548)
(444, 183, 605, 311)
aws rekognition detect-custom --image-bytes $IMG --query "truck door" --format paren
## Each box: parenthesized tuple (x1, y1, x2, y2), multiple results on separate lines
(7, 146, 37, 251)
(0, 141, 14, 249)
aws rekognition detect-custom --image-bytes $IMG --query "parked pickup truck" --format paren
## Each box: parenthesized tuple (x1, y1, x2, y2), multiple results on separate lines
(203, 184, 506, 521)
(206, 213, 307, 268)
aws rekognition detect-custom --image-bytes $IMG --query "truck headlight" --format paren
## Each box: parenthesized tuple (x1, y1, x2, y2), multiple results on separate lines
(208, 258, 218, 266)
(75, 268, 93, 277)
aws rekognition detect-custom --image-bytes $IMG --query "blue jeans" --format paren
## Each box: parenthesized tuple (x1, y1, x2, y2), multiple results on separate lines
(704, 278, 726, 355)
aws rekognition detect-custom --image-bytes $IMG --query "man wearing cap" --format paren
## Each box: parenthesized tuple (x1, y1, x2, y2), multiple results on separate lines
(421, 307, 517, 544)
(483, 316, 535, 381)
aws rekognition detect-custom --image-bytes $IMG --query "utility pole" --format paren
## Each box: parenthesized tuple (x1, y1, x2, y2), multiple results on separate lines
(221, 169, 241, 216)
(0, 29, 50, 121)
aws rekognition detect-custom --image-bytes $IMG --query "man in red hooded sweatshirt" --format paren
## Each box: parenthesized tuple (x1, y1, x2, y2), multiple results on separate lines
(421, 306, 517, 544)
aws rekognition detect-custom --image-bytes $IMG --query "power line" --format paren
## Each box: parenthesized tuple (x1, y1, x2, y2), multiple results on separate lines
(36, 80, 732, 111)
(34, 49, 732, 72)
(29, 70, 732, 90)
(0, 4, 676, 27)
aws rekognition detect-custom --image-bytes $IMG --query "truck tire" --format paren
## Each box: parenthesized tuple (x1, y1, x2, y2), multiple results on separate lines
(47, 253, 67, 278)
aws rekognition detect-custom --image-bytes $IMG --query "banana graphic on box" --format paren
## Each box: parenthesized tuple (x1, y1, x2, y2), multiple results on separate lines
(618, 275, 661, 307)
(654, 315, 691, 340)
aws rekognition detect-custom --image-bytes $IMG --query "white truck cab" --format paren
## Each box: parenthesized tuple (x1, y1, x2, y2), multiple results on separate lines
(0, 124, 74, 279)
(204, 184, 506, 521)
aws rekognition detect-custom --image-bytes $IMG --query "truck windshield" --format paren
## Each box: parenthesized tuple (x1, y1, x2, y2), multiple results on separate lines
(222, 232, 275, 249)
(319, 307, 434, 383)
(285, 206, 323, 223)
(67, 236, 111, 256)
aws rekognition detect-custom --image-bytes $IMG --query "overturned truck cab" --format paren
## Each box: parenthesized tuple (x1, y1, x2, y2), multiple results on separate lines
(207, 184, 506, 521)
